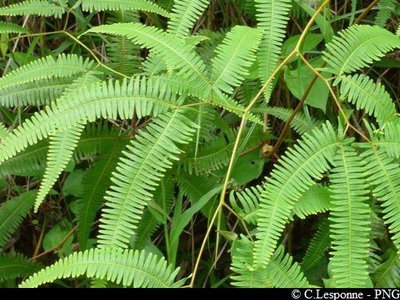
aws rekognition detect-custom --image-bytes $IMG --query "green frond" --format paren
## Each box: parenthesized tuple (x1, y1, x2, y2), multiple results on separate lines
(0, 123, 9, 140)
(230, 185, 263, 225)
(323, 25, 400, 78)
(81, 0, 169, 17)
(254, 122, 339, 268)
(0, 253, 41, 282)
(0, 54, 94, 90)
(291, 185, 331, 220)
(361, 146, 400, 254)
(255, 0, 292, 100)
(0, 77, 180, 164)
(76, 138, 128, 249)
(168, 0, 210, 37)
(329, 145, 370, 287)
(374, 122, 400, 159)
(35, 124, 84, 212)
(0, 22, 29, 34)
(0, 77, 72, 107)
(0, 191, 36, 249)
(256, 106, 322, 135)
(211, 26, 263, 95)
(97, 109, 197, 249)
(0, 0, 65, 18)
(86, 23, 210, 95)
(90, 278, 108, 288)
(375, 0, 397, 28)
(19, 248, 184, 288)
(339, 74, 397, 126)
(231, 237, 310, 287)
(373, 249, 400, 287)
(302, 218, 330, 271)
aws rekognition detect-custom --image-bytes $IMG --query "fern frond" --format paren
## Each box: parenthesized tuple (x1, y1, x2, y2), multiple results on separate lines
(0, 191, 36, 249)
(19, 248, 184, 288)
(97, 109, 197, 248)
(76, 138, 127, 249)
(0, 77, 72, 107)
(254, 123, 339, 268)
(329, 145, 370, 287)
(323, 25, 400, 78)
(302, 218, 330, 271)
(373, 249, 400, 287)
(211, 26, 263, 95)
(374, 122, 400, 159)
(255, 0, 292, 100)
(230, 185, 263, 225)
(375, 0, 397, 28)
(35, 124, 84, 212)
(339, 74, 397, 126)
(291, 185, 331, 220)
(361, 146, 400, 254)
(81, 0, 169, 17)
(0, 253, 41, 282)
(86, 23, 210, 95)
(0, 123, 9, 140)
(0, 0, 64, 18)
(168, 0, 210, 37)
(0, 54, 94, 90)
(0, 22, 29, 34)
(0, 77, 180, 164)
(231, 237, 310, 287)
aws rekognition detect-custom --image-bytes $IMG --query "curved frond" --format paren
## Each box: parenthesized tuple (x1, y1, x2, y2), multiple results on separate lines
(255, 0, 292, 100)
(323, 25, 400, 78)
(339, 74, 397, 126)
(0, 22, 29, 34)
(375, 0, 397, 28)
(0, 253, 41, 282)
(168, 0, 210, 37)
(230, 185, 263, 225)
(86, 23, 210, 95)
(254, 123, 339, 268)
(81, 0, 169, 17)
(291, 185, 331, 220)
(373, 249, 400, 287)
(19, 248, 184, 288)
(231, 237, 310, 287)
(329, 145, 370, 287)
(97, 109, 197, 248)
(0, 77, 180, 164)
(302, 218, 330, 271)
(211, 26, 263, 95)
(35, 124, 84, 212)
(0, 54, 94, 90)
(0, 191, 36, 249)
(361, 146, 400, 254)
(0, 0, 65, 18)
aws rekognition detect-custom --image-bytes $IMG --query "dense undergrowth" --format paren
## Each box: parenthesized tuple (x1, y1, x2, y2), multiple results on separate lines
(0, 0, 400, 288)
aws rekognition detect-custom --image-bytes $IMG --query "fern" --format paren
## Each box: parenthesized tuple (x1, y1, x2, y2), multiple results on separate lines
(254, 123, 339, 267)
(329, 145, 370, 287)
(0, 77, 180, 163)
(35, 124, 84, 212)
(19, 248, 184, 288)
(0, 0, 65, 18)
(97, 109, 197, 248)
(302, 218, 330, 271)
(0, 191, 36, 249)
(0, 22, 29, 34)
(361, 146, 400, 254)
(291, 185, 331, 220)
(231, 237, 310, 287)
(323, 25, 400, 78)
(255, 0, 292, 100)
(0, 253, 41, 282)
(375, 0, 397, 28)
(81, 0, 170, 17)
(211, 26, 263, 95)
(168, 0, 210, 37)
(339, 74, 397, 126)
(373, 249, 400, 287)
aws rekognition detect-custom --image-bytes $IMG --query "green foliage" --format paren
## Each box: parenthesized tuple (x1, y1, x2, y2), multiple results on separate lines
(1, 0, 400, 289)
